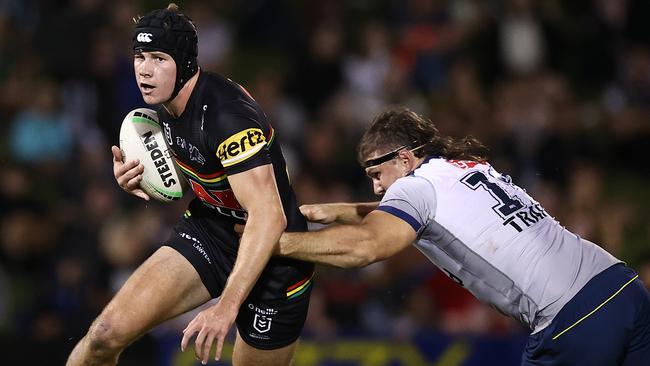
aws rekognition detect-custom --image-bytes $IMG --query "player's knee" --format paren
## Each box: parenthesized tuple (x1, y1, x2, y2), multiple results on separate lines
(86, 315, 131, 355)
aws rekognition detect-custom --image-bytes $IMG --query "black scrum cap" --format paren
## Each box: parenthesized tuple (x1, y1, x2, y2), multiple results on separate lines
(133, 5, 198, 101)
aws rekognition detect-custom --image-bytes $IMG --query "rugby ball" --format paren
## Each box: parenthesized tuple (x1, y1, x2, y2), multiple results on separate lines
(119, 108, 187, 202)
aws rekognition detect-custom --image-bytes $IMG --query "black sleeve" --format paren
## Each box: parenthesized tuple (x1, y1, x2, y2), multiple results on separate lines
(205, 100, 272, 175)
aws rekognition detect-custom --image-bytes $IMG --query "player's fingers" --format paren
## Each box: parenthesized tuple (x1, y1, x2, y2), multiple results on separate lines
(132, 189, 150, 201)
(111, 145, 123, 164)
(215, 333, 225, 361)
(182, 317, 196, 334)
(114, 159, 141, 180)
(298, 205, 314, 217)
(194, 327, 208, 361)
(180, 324, 196, 352)
(117, 164, 144, 187)
(299, 205, 327, 222)
(201, 332, 215, 365)
(125, 174, 143, 190)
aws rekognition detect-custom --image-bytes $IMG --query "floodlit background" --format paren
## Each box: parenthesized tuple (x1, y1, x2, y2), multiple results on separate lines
(1, 0, 649, 365)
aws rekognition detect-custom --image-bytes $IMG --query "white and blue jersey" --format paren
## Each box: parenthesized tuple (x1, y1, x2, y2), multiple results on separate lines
(377, 157, 620, 333)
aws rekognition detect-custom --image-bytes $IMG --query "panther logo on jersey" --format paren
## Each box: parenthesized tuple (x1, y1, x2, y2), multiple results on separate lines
(162, 121, 173, 146)
(216, 128, 266, 167)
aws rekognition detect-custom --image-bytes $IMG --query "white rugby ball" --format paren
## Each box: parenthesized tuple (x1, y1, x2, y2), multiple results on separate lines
(119, 108, 187, 202)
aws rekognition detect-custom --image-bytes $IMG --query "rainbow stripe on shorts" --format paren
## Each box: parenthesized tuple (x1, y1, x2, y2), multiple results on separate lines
(286, 272, 314, 300)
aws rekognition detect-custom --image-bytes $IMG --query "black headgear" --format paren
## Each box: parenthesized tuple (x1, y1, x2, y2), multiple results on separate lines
(133, 7, 198, 102)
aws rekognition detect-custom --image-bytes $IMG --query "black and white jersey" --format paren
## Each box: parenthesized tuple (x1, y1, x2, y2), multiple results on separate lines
(156, 70, 305, 232)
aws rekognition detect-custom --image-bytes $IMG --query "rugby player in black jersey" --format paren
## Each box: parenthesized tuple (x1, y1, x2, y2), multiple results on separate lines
(67, 4, 313, 366)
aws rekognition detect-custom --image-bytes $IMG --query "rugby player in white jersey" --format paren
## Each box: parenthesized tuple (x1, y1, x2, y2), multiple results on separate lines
(277, 107, 650, 365)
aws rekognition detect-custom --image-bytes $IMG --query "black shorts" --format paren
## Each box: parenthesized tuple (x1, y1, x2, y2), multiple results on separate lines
(164, 208, 314, 350)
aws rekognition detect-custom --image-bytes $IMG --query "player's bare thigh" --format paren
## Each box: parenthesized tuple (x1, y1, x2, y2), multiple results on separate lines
(232, 331, 298, 366)
(92, 246, 211, 343)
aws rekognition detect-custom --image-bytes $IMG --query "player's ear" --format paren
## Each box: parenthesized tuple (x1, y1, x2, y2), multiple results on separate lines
(397, 149, 412, 166)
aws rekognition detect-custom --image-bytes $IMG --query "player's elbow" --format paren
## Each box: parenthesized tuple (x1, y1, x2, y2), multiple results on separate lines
(342, 233, 379, 268)
(341, 252, 374, 268)
(250, 204, 286, 232)
(278, 215, 287, 232)
(353, 246, 380, 268)
(336, 247, 375, 268)
(269, 207, 287, 232)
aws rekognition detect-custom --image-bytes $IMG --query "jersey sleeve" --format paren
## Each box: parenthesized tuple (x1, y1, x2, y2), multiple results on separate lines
(377, 176, 436, 232)
(206, 100, 271, 175)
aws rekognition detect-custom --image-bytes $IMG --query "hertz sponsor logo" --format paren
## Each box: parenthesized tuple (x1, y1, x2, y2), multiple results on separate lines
(216, 128, 266, 167)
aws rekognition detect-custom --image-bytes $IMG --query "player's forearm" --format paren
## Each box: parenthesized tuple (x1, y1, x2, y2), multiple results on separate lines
(278, 225, 376, 268)
(220, 210, 286, 307)
(334, 202, 379, 224)
(301, 201, 379, 225)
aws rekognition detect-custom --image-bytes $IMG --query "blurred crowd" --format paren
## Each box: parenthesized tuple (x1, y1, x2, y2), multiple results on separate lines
(1, 0, 650, 363)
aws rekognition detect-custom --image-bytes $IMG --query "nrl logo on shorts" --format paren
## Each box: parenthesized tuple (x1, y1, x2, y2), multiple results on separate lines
(253, 314, 272, 333)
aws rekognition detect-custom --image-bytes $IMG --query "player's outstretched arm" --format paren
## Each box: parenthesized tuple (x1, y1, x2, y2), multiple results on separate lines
(300, 202, 380, 224)
(278, 210, 416, 268)
(111, 146, 150, 201)
(181, 163, 285, 364)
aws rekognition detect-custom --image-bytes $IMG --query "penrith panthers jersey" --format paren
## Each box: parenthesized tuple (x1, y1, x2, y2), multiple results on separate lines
(156, 70, 305, 231)
(377, 157, 620, 333)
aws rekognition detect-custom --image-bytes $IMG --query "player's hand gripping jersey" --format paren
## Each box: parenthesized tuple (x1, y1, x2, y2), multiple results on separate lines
(378, 157, 620, 333)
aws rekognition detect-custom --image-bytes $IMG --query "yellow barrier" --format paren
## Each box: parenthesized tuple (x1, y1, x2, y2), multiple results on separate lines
(172, 340, 471, 366)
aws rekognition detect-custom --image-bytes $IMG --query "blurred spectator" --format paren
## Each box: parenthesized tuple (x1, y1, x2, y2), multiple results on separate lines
(8, 79, 72, 164)
(34, 0, 106, 80)
(392, 0, 459, 93)
(99, 208, 162, 293)
(288, 20, 344, 115)
(639, 253, 650, 291)
(605, 46, 650, 113)
(250, 69, 307, 149)
(342, 20, 392, 124)
(499, 0, 546, 76)
(187, 0, 233, 72)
